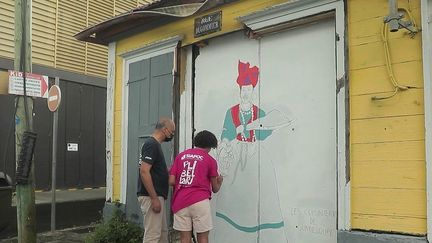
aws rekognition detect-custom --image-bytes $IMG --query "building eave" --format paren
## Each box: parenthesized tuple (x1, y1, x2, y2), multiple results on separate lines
(74, 0, 236, 45)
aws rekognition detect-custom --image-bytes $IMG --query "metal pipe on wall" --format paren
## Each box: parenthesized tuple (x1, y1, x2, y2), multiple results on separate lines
(388, 0, 400, 32)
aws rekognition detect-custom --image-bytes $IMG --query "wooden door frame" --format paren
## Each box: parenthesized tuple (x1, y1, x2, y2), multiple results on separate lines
(421, 0, 432, 240)
(119, 35, 183, 203)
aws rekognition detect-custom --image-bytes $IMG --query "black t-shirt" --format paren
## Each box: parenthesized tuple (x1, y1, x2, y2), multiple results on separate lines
(137, 137, 169, 199)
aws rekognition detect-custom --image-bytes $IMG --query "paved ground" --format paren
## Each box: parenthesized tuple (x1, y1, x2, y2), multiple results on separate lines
(0, 188, 105, 239)
(0, 226, 90, 243)
(13, 188, 106, 205)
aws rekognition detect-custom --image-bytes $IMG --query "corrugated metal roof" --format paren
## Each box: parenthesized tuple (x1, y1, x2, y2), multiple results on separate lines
(74, 0, 234, 45)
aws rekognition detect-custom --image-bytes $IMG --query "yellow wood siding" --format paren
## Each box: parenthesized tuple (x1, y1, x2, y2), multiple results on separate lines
(33, 0, 56, 67)
(113, 0, 152, 16)
(0, 0, 157, 78)
(56, 0, 87, 74)
(86, 0, 113, 77)
(348, 0, 426, 234)
(0, 0, 15, 59)
(114, 0, 137, 15)
(112, 55, 121, 201)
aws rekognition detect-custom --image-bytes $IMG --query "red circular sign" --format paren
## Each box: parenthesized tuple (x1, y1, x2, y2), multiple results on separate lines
(47, 85, 61, 112)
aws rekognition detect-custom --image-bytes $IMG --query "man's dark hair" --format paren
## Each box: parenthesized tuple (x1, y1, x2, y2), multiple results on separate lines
(155, 121, 165, 130)
(155, 118, 170, 130)
(193, 130, 218, 149)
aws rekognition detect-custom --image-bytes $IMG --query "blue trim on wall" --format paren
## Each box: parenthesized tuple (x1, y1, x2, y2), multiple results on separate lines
(215, 212, 285, 233)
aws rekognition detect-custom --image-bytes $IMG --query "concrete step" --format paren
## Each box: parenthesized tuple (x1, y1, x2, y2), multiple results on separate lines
(0, 188, 105, 240)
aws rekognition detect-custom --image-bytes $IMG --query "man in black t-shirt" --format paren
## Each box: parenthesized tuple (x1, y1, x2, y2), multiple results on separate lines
(138, 117, 175, 243)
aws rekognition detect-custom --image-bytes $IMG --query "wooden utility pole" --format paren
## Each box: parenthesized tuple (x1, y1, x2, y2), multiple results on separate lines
(14, 0, 36, 242)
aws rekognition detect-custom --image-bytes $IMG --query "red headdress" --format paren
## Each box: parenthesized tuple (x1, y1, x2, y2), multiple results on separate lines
(236, 61, 259, 87)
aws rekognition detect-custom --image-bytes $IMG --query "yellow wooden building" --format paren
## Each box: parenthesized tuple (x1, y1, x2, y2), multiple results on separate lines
(0, 0, 153, 87)
(0, 0, 157, 190)
(76, 0, 432, 242)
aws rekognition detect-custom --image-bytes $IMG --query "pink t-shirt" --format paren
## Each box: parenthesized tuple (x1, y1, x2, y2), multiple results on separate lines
(170, 148, 219, 213)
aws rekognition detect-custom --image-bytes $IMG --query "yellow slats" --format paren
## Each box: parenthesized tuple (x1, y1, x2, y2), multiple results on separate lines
(351, 213, 426, 235)
(350, 61, 424, 95)
(56, 0, 87, 73)
(349, 0, 420, 23)
(32, 0, 56, 68)
(351, 115, 425, 144)
(114, 0, 137, 15)
(352, 140, 425, 162)
(33, 58, 54, 67)
(351, 188, 426, 218)
(349, 36, 422, 70)
(349, 8, 421, 46)
(33, 35, 56, 46)
(0, 0, 14, 59)
(348, 0, 426, 234)
(351, 160, 425, 189)
(350, 89, 424, 120)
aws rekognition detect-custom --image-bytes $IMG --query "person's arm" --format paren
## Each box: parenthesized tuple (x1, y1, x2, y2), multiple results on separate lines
(169, 175, 176, 186)
(211, 176, 223, 193)
(140, 162, 161, 213)
(209, 157, 223, 193)
(168, 156, 179, 187)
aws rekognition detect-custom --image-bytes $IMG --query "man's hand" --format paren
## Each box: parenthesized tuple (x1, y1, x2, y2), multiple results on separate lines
(140, 162, 161, 213)
(151, 197, 161, 213)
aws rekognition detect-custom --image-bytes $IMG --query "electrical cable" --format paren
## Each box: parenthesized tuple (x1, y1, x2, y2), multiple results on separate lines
(372, 5, 419, 101)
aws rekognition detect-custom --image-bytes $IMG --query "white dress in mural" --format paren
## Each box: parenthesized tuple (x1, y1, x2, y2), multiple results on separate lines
(214, 61, 293, 243)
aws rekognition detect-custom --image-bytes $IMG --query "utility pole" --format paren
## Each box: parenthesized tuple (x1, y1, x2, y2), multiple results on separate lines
(14, 0, 36, 242)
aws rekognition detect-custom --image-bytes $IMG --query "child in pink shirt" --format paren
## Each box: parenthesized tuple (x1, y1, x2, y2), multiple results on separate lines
(169, 130, 223, 243)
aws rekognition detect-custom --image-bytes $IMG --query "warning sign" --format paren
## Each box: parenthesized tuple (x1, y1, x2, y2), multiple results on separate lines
(8, 70, 49, 98)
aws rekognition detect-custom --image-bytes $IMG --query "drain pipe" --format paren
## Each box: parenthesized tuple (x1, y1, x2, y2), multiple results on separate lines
(386, 0, 401, 32)
(385, 0, 418, 34)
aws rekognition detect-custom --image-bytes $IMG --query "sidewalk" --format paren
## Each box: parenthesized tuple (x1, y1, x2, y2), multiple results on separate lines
(22, 187, 105, 205)
(0, 188, 105, 239)
(0, 226, 90, 243)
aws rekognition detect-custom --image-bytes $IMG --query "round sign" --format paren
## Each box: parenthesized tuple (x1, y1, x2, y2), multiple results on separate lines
(47, 85, 61, 112)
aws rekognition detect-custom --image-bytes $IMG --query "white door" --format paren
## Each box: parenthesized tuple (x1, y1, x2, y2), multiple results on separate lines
(194, 18, 337, 243)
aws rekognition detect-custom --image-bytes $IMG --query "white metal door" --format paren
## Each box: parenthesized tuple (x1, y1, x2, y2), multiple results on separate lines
(194, 18, 337, 243)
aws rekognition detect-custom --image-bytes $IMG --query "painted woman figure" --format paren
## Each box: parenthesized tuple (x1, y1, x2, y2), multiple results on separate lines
(214, 61, 290, 243)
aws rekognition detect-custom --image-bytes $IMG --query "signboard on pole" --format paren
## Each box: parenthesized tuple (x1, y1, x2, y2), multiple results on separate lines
(47, 85, 61, 112)
(8, 70, 49, 98)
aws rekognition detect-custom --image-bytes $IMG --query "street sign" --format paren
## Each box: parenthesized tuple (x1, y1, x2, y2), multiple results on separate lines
(47, 85, 61, 112)
(194, 11, 222, 38)
(8, 70, 49, 98)
(67, 143, 78, 152)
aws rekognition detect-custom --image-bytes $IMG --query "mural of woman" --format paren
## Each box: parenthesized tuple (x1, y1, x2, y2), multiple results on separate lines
(214, 61, 292, 243)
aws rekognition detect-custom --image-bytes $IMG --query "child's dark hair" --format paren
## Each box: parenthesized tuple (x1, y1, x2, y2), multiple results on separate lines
(193, 130, 218, 149)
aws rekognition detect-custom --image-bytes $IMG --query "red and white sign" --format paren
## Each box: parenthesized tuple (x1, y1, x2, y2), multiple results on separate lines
(8, 70, 49, 98)
(47, 85, 61, 112)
